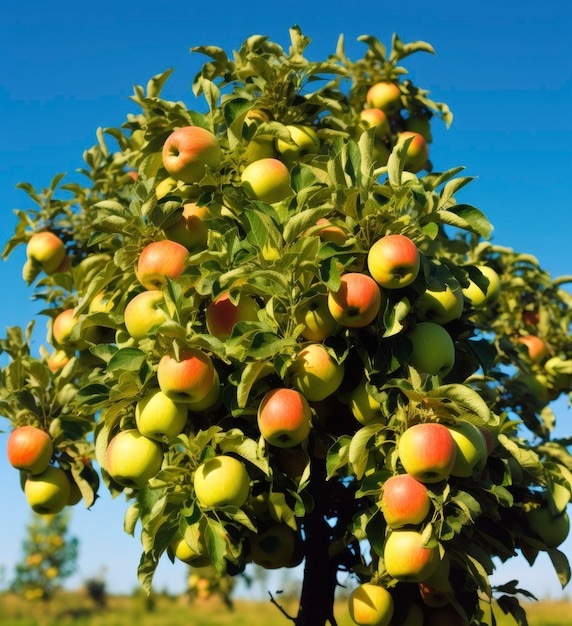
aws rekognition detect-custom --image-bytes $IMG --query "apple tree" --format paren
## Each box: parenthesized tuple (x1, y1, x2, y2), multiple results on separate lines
(1, 27, 572, 626)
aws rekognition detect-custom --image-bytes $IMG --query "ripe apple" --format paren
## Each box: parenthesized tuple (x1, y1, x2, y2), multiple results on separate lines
(249, 523, 302, 569)
(406, 322, 455, 377)
(47, 349, 71, 373)
(288, 343, 345, 402)
(24, 466, 71, 515)
(327, 272, 384, 328)
(526, 505, 570, 548)
(461, 265, 501, 309)
(311, 218, 348, 246)
(124, 291, 169, 340)
(359, 108, 391, 140)
(523, 309, 540, 326)
(105, 429, 163, 489)
(257, 388, 312, 448)
(241, 157, 292, 204)
(367, 234, 420, 289)
(348, 582, 394, 626)
(447, 421, 488, 477)
(52, 309, 100, 350)
(7, 426, 54, 475)
(162, 126, 222, 184)
(170, 521, 211, 566)
(163, 202, 212, 251)
(276, 124, 320, 165)
(346, 379, 383, 425)
(414, 277, 464, 325)
(418, 582, 450, 608)
(383, 529, 440, 582)
(26, 231, 67, 275)
(193, 455, 250, 508)
(366, 81, 402, 116)
(517, 334, 549, 363)
(380, 473, 431, 528)
(206, 292, 260, 340)
(157, 349, 216, 404)
(136, 240, 190, 290)
(296, 294, 339, 342)
(398, 423, 457, 483)
(135, 388, 188, 441)
(396, 132, 429, 173)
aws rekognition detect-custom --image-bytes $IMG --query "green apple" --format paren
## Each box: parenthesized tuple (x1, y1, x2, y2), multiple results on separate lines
(257, 388, 312, 448)
(396, 131, 429, 173)
(406, 322, 455, 378)
(348, 582, 394, 626)
(105, 429, 163, 489)
(186, 369, 221, 412)
(26, 231, 67, 275)
(124, 291, 169, 340)
(241, 157, 292, 204)
(367, 234, 420, 289)
(24, 466, 71, 515)
(447, 421, 488, 477)
(372, 140, 391, 168)
(414, 272, 464, 325)
(249, 523, 302, 569)
(288, 343, 345, 402)
(136, 240, 190, 290)
(462, 265, 501, 310)
(164, 202, 213, 251)
(366, 81, 402, 116)
(398, 423, 457, 483)
(327, 272, 384, 328)
(206, 291, 260, 340)
(346, 379, 383, 425)
(135, 388, 188, 441)
(157, 348, 216, 404)
(380, 473, 431, 528)
(383, 529, 440, 582)
(7, 426, 54, 475)
(276, 124, 320, 165)
(162, 126, 222, 184)
(170, 520, 211, 566)
(245, 135, 278, 163)
(526, 505, 570, 548)
(194, 455, 250, 508)
(405, 114, 433, 143)
(296, 294, 339, 342)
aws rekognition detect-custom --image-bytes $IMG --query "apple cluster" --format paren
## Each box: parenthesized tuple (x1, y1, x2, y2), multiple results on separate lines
(2, 28, 571, 626)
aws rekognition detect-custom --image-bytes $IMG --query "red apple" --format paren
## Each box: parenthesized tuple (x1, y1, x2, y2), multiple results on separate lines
(398, 423, 457, 483)
(257, 388, 312, 448)
(396, 132, 429, 173)
(380, 473, 431, 528)
(162, 126, 222, 184)
(517, 334, 549, 364)
(157, 349, 216, 404)
(367, 234, 420, 289)
(205, 292, 260, 340)
(7, 426, 54, 475)
(327, 272, 384, 328)
(136, 240, 190, 290)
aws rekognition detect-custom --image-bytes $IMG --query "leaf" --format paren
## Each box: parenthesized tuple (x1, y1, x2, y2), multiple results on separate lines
(107, 348, 148, 372)
(547, 547, 571, 588)
(349, 423, 384, 479)
(437, 204, 493, 239)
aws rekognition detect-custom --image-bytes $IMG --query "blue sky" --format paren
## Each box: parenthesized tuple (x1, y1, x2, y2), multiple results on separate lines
(1, 0, 571, 599)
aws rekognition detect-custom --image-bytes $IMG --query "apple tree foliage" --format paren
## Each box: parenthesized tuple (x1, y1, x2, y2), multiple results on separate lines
(1, 27, 572, 626)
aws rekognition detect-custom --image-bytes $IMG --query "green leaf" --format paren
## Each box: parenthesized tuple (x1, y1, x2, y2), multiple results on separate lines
(437, 204, 493, 239)
(107, 348, 148, 372)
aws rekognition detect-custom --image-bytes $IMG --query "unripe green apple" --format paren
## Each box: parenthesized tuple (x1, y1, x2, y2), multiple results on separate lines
(241, 158, 292, 204)
(289, 343, 345, 402)
(405, 114, 433, 143)
(135, 388, 188, 441)
(162, 126, 222, 183)
(296, 294, 339, 342)
(164, 202, 213, 251)
(396, 131, 429, 173)
(170, 520, 211, 566)
(25, 466, 71, 515)
(105, 429, 163, 489)
(276, 124, 320, 165)
(406, 322, 456, 378)
(398, 422, 457, 483)
(526, 505, 570, 548)
(257, 388, 312, 448)
(447, 420, 488, 477)
(327, 272, 384, 328)
(383, 529, 440, 582)
(366, 81, 402, 116)
(380, 473, 431, 528)
(194, 455, 250, 508)
(206, 292, 260, 340)
(348, 582, 394, 626)
(157, 349, 216, 404)
(367, 234, 420, 289)
(136, 240, 190, 290)
(372, 141, 391, 168)
(414, 275, 464, 325)
(249, 523, 302, 569)
(462, 265, 501, 310)
(346, 379, 383, 425)
(7, 426, 54, 475)
(124, 291, 169, 340)
(245, 135, 278, 163)
(26, 231, 67, 275)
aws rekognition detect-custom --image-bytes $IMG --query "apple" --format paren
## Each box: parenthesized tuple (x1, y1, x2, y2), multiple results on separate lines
(348, 582, 394, 626)
(52, 309, 100, 350)
(88, 291, 114, 314)
(47, 349, 71, 373)
(105, 429, 163, 489)
(163, 202, 212, 251)
(124, 291, 169, 340)
(380, 473, 431, 528)
(245, 135, 278, 163)
(405, 114, 432, 143)
(418, 582, 450, 608)
(135, 388, 188, 441)
(276, 124, 320, 165)
(406, 322, 455, 378)
(170, 521, 211, 567)
(513, 371, 549, 405)
(193, 455, 250, 508)
(372, 141, 391, 168)
(327, 272, 384, 328)
(186, 369, 221, 412)
(522, 310, 540, 326)
(288, 343, 345, 402)
(296, 294, 339, 342)
(311, 218, 348, 246)
(24, 466, 71, 515)
(346, 379, 383, 425)
(157, 349, 216, 404)
(526, 506, 570, 548)
(366, 82, 402, 116)
(359, 108, 391, 140)
(461, 265, 501, 309)
(26, 231, 67, 275)
(257, 388, 312, 448)
(447, 421, 488, 477)
(249, 523, 302, 569)
(396, 132, 429, 173)
(162, 126, 222, 184)
(517, 334, 549, 363)
(383, 529, 440, 582)
(241, 157, 292, 204)
(367, 234, 420, 289)
(136, 240, 190, 290)
(205, 292, 260, 340)
(7, 426, 54, 475)
(398, 423, 457, 483)
(414, 277, 464, 325)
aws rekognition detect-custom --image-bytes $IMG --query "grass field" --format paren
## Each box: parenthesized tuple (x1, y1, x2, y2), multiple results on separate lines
(0, 591, 571, 625)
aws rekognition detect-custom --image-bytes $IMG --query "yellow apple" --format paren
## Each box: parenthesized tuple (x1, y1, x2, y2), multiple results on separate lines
(135, 388, 188, 441)
(25, 466, 71, 515)
(194, 455, 250, 508)
(288, 343, 345, 402)
(105, 429, 163, 489)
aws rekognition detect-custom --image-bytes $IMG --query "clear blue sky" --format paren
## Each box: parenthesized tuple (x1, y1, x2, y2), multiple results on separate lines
(1, 0, 571, 599)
